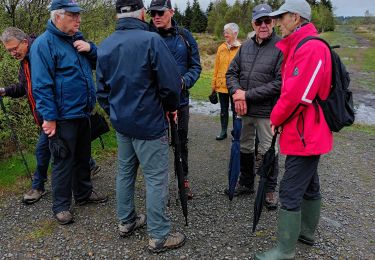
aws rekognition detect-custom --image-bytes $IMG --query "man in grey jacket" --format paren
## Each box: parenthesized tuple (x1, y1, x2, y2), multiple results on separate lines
(226, 4, 282, 210)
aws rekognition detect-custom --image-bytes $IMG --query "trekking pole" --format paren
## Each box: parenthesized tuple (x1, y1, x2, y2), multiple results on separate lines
(0, 96, 33, 182)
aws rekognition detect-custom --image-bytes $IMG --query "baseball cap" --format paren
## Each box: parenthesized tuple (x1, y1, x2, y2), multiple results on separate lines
(148, 0, 172, 11)
(116, 0, 144, 13)
(269, 0, 311, 21)
(252, 4, 272, 21)
(49, 0, 83, 12)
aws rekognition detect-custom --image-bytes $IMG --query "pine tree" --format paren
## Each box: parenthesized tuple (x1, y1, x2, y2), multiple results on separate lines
(173, 4, 184, 26)
(183, 0, 192, 29)
(190, 0, 207, 32)
(320, 0, 333, 12)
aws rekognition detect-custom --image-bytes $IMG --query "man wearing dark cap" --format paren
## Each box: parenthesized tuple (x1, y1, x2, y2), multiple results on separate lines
(226, 4, 282, 210)
(30, 0, 108, 225)
(255, 0, 333, 258)
(149, 0, 202, 200)
(96, 0, 185, 253)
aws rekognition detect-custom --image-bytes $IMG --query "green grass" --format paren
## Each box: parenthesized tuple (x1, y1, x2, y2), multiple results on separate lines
(342, 124, 375, 135)
(190, 70, 213, 101)
(362, 47, 375, 71)
(0, 129, 118, 190)
(320, 31, 358, 48)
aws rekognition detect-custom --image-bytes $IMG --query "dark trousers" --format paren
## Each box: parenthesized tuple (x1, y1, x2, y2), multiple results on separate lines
(279, 155, 321, 211)
(218, 92, 236, 127)
(178, 105, 189, 178)
(32, 131, 51, 191)
(51, 118, 92, 214)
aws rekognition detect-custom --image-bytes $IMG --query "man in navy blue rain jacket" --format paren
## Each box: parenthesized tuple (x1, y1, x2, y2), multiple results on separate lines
(149, 0, 202, 199)
(30, 0, 107, 225)
(96, 0, 186, 253)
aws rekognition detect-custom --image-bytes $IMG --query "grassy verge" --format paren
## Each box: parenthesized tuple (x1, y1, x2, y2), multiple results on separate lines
(0, 129, 118, 192)
(189, 70, 213, 101)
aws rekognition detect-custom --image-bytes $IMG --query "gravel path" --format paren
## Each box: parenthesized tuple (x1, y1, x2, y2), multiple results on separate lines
(0, 114, 374, 259)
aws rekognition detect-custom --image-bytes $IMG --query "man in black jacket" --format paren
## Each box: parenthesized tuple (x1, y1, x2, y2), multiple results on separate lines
(148, 0, 202, 200)
(226, 4, 282, 210)
(0, 27, 50, 204)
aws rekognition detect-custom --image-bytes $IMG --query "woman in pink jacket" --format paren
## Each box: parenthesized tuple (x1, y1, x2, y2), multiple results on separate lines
(256, 0, 333, 259)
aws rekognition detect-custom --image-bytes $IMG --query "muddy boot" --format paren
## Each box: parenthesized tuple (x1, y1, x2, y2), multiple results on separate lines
(216, 113, 228, 140)
(298, 198, 321, 246)
(255, 209, 301, 260)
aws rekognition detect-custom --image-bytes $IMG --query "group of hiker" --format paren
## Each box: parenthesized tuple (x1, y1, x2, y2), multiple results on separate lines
(0, 0, 334, 258)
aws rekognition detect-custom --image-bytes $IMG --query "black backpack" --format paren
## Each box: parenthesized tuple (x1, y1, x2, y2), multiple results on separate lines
(295, 36, 355, 132)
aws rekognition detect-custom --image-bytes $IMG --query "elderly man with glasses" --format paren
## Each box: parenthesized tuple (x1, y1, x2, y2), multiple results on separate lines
(30, 0, 108, 225)
(148, 0, 202, 200)
(226, 4, 282, 210)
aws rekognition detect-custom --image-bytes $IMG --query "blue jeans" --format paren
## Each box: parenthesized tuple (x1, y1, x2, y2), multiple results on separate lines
(31, 131, 50, 191)
(116, 132, 170, 239)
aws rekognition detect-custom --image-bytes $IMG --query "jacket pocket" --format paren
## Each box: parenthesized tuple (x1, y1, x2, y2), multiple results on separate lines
(296, 111, 306, 147)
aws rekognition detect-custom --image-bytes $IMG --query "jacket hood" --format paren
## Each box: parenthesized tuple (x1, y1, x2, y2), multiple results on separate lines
(116, 17, 150, 31)
(47, 19, 83, 40)
(276, 23, 318, 56)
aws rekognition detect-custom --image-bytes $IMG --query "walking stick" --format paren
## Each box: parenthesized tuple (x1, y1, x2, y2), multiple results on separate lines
(0, 96, 33, 181)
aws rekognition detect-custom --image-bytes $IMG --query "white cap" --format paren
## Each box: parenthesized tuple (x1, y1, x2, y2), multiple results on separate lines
(269, 0, 311, 21)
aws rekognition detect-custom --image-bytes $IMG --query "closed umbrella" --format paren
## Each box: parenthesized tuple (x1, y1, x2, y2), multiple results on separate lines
(169, 114, 188, 226)
(252, 130, 279, 232)
(227, 116, 242, 201)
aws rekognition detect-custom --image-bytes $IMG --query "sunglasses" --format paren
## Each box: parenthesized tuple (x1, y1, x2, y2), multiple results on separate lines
(150, 10, 165, 17)
(254, 18, 272, 26)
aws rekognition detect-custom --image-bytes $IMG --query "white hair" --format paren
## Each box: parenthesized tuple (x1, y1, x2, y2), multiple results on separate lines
(116, 8, 143, 19)
(224, 23, 239, 34)
(51, 9, 65, 23)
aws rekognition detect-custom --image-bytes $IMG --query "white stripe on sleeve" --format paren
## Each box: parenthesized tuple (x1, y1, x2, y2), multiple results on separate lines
(301, 59, 323, 103)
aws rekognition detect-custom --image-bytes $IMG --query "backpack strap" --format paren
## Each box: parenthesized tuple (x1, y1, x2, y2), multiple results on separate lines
(177, 26, 192, 68)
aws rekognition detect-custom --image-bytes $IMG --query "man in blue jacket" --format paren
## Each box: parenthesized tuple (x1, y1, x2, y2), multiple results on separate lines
(30, 0, 107, 225)
(149, 0, 202, 200)
(97, 0, 185, 253)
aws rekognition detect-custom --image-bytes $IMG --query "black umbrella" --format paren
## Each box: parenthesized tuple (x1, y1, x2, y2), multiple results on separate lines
(252, 129, 279, 232)
(227, 116, 242, 201)
(0, 96, 32, 181)
(169, 114, 188, 226)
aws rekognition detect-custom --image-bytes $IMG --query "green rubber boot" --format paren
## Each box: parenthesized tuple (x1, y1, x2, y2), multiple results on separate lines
(298, 198, 321, 246)
(255, 209, 301, 260)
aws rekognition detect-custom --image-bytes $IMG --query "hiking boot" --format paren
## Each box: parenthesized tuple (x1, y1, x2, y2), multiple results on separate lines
(22, 189, 46, 205)
(90, 165, 101, 177)
(76, 190, 108, 206)
(265, 192, 278, 210)
(55, 211, 74, 225)
(119, 214, 147, 237)
(184, 179, 193, 200)
(215, 132, 227, 140)
(148, 232, 186, 253)
(224, 184, 254, 197)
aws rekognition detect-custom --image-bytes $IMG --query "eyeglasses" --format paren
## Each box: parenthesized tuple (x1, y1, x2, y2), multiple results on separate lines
(150, 10, 165, 17)
(6, 40, 23, 53)
(254, 18, 273, 26)
(64, 12, 81, 21)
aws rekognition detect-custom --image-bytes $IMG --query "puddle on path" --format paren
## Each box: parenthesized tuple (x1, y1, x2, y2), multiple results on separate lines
(190, 98, 375, 126)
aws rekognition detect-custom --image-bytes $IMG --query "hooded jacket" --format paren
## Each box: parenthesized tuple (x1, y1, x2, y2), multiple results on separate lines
(226, 32, 282, 118)
(150, 19, 201, 107)
(4, 35, 42, 125)
(96, 18, 180, 140)
(270, 23, 333, 156)
(212, 41, 241, 94)
(30, 20, 97, 121)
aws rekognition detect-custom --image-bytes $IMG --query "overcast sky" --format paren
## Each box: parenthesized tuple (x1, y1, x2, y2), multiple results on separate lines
(143, 0, 375, 17)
